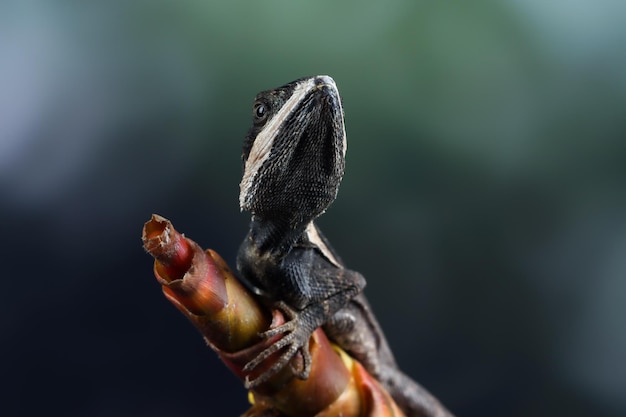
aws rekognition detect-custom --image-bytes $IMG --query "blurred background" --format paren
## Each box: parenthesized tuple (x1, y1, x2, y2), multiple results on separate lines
(2, 1, 625, 416)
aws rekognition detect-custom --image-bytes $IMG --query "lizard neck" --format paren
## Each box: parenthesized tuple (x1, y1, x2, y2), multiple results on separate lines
(248, 215, 310, 257)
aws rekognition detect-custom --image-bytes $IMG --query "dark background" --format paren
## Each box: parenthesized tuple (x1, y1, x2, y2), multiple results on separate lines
(2, 1, 625, 416)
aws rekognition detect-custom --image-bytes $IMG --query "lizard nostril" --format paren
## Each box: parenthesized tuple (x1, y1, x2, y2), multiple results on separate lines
(315, 75, 335, 87)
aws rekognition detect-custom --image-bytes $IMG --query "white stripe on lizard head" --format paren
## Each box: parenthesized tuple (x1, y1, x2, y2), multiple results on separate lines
(239, 76, 345, 210)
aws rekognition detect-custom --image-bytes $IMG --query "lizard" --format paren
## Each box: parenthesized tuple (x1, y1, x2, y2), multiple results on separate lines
(236, 75, 453, 417)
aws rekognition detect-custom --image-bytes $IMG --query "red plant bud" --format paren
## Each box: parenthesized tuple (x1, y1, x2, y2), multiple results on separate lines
(142, 215, 408, 417)
(143, 215, 270, 352)
(142, 214, 193, 281)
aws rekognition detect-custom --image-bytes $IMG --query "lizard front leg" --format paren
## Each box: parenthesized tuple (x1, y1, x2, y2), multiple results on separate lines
(243, 266, 365, 388)
(242, 300, 323, 388)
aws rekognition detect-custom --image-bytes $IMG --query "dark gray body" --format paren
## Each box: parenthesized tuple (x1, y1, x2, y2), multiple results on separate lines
(237, 76, 453, 417)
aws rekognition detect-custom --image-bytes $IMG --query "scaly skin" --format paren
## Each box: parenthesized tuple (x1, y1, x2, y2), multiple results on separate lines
(237, 76, 454, 417)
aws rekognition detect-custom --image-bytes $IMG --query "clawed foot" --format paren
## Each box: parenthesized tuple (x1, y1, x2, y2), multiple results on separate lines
(243, 301, 313, 388)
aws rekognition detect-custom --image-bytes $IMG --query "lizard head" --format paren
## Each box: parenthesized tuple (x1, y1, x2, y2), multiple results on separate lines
(239, 75, 347, 225)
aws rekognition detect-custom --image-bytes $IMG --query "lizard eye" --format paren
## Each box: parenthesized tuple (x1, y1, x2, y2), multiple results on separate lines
(253, 102, 268, 123)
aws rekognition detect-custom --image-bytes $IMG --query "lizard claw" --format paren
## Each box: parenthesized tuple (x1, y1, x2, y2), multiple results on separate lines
(243, 302, 313, 388)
